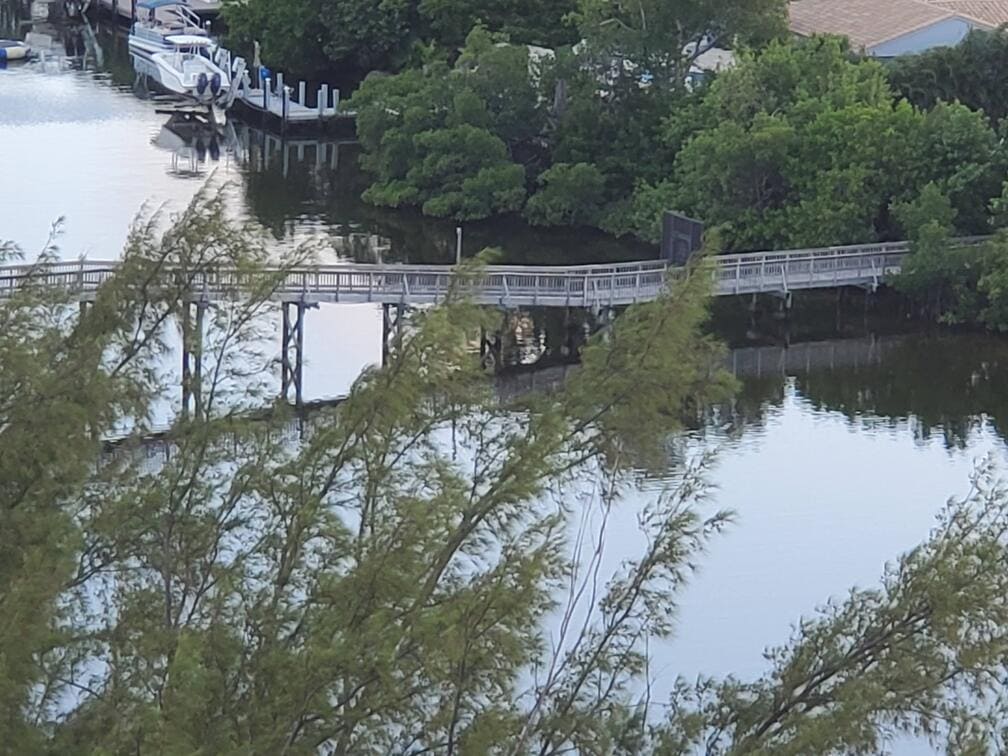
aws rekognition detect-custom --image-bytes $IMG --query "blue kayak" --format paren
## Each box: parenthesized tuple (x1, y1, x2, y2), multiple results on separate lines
(0, 40, 31, 61)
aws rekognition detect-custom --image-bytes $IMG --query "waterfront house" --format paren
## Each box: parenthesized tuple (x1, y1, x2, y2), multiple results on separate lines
(789, 0, 994, 56)
(924, 0, 1008, 27)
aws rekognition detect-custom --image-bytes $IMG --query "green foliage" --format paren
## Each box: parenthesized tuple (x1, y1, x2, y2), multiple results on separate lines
(352, 32, 538, 221)
(571, 0, 787, 92)
(223, 0, 577, 76)
(624, 38, 1004, 251)
(889, 29, 1008, 124)
(8, 209, 1008, 752)
(657, 460, 1008, 753)
(524, 162, 607, 226)
(893, 184, 990, 327)
(549, 73, 691, 198)
(455, 26, 546, 149)
(223, 0, 417, 76)
(419, 0, 577, 50)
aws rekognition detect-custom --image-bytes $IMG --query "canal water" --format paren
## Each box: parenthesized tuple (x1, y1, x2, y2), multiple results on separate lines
(2, 10, 1006, 752)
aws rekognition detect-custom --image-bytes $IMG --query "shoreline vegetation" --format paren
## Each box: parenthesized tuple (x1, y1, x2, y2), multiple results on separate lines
(220, 0, 1008, 326)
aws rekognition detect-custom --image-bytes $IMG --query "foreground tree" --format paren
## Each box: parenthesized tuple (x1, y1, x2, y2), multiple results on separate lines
(6, 197, 1008, 752)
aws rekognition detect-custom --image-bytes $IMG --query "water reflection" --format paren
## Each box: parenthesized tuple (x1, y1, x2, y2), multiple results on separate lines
(705, 331, 1008, 452)
(151, 112, 234, 177)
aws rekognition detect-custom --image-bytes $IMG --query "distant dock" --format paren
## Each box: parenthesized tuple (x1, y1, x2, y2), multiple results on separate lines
(220, 49, 356, 137)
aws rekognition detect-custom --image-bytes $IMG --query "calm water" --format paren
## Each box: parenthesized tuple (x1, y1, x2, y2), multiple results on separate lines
(3, 9, 1008, 751)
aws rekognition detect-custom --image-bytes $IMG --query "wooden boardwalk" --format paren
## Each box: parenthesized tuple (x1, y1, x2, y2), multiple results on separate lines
(0, 237, 987, 309)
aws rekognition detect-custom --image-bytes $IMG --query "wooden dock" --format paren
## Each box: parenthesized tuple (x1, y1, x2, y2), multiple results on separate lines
(217, 48, 356, 136)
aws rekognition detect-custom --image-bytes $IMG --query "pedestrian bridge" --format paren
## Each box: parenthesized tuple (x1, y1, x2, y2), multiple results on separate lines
(0, 237, 985, 309)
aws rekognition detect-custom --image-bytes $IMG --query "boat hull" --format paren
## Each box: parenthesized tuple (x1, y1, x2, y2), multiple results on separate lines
(129, 46, 230, 124)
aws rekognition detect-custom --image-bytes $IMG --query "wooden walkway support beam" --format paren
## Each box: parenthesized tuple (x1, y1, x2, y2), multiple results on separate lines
(181, 300, 207, 419)
(281, 300, 311, 407)
(381, 302, 405, 366)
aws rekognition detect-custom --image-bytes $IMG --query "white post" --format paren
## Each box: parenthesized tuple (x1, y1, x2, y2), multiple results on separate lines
(275, 72, 284, 96)
(332, 88, 340, 113)
(319, 84, 328, 118)
(455, 226, 462, 264)
(298, 80, 306, 104)
(263, 77, 270, 109)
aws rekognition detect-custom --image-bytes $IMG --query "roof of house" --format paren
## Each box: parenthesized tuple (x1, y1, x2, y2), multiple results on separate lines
(789, 0, 994, 49)
(924, 0, 1008, 27)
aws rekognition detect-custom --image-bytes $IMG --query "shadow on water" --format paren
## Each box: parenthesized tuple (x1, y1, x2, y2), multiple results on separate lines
(706, 291, 1008, 450)
(236, 132, 654, 265)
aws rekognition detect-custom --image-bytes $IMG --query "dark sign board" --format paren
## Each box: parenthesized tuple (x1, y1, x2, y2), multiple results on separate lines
(661, 212, 704, 266)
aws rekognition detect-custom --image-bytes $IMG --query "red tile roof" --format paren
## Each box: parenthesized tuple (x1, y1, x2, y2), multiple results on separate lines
(789, 0, 994, 49)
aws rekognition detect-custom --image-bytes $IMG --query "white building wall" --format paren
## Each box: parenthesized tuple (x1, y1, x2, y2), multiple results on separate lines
(869, 17, 989, 56)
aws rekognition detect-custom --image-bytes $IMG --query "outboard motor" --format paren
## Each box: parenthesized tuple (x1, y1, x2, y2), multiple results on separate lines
(196, 72, 208, 95)
(210, 72, 221, 95)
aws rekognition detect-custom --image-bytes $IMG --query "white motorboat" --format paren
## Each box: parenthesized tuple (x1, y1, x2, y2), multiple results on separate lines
(131, 34, 231, 122)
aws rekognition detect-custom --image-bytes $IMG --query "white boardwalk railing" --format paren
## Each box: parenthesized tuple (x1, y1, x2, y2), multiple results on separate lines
(0, 237, 987, 308)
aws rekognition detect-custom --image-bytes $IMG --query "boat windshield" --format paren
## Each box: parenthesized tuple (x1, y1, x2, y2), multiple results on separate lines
(167, 34, 211, 47)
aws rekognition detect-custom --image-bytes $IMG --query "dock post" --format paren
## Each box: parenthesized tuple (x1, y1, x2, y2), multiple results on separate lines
(381, 302, 406, 366)
(275, 72, 284, 97)
(332, 88, 340, 113)
(319, 83, 328, 119)
(298, 80, 306, 105)
(282, 86, 289, 137)
(263, 76, 270, 110)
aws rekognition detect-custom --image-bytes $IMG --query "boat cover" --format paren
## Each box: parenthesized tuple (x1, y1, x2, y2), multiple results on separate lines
(137, 0, 190, 10)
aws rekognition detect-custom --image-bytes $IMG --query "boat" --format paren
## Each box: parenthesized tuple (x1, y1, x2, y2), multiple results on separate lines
(128, 0, 209, 58)
(0, 39, 31, 61)
(129, 0, 233, 122)
(131, 34, 231, 122)
(97, 0, 218, 22)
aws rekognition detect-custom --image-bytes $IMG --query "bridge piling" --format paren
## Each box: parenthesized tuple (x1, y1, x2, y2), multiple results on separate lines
(381, 302, 406, 367)
(281, 300, 310, 407)
(181, 300, 207, 419)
